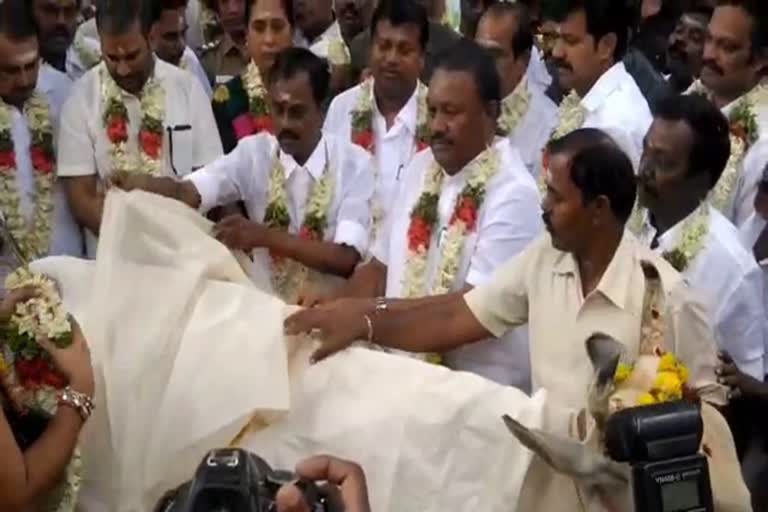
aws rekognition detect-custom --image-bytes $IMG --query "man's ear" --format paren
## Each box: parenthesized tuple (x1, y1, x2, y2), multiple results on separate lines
(596, 32, 618, 63)
(502, 415, 629, 489)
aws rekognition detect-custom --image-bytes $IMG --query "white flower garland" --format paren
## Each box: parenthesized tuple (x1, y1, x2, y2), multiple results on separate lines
(265, 146, 335, 301)
(497, 77, 532, 136)
(686, 81, 767, 212)
(0, 93, 56, 260)
(100, 64, 166, 175)
(401, 146, 500, 298)
(242, 60, 268, 110)
(539, 90, 586, 193)
(73, 29, 101, 71)
(5, 268, 71, 341)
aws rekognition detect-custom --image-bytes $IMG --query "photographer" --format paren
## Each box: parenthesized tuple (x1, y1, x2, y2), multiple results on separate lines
(275, 456, 370, 512)
(0, 289, 94, 510)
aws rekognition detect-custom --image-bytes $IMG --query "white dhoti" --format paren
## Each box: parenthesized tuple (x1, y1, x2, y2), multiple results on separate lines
(32, 190, 552, 511)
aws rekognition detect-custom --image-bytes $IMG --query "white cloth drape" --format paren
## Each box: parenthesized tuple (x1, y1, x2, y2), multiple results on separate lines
(31, 190, 549, 511)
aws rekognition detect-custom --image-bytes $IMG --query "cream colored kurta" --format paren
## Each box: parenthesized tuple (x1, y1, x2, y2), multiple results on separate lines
(465, 231, 726, 418)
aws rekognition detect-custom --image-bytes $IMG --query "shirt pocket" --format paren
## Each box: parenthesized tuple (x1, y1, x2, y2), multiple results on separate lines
(164, 120, 195, 176)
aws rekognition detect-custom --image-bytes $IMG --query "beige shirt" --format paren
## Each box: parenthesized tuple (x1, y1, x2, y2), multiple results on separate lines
(464, 231, 726, 418)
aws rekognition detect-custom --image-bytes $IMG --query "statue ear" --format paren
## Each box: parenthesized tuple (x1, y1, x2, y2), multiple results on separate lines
(503, 414, 629, 491)
(586, 333, 623, 389)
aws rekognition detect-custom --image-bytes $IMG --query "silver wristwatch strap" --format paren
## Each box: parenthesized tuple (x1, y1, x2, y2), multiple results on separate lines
(58, 386, 95, 421)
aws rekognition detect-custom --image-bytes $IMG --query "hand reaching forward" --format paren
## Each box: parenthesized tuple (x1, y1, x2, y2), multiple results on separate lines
(284, 298, 373, 363)
(213, 215, 271, 252)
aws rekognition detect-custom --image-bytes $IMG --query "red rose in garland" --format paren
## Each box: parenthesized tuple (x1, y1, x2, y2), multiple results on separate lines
(31, 146, 54, 174)
(0, 150, 16, 169)
(140, 130, 163, 159)
(107, 117, 128, 143)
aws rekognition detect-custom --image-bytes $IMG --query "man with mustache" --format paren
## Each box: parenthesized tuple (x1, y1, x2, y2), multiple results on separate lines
(665, 3, 712, 93)
(284, 127, 727, 509)
(112, 48, 374, 304)
(691, 0, 767, 227)
(547, 0, 652, 170)
(475, 2, 558, 177)
(31, 0, 81, 76)
(334, 0, 374, 48)
(634, 93, 765, 380)
(293, 0, 350, 67)
(311, 39, 543, 389)
(348, 0, 460, 84)
(149, 0, 213, 98)
(0, 0, 83, 279)
(200, 0, 250, 86)
(57, 0, 223, 258)
(324, 0, 430, 233)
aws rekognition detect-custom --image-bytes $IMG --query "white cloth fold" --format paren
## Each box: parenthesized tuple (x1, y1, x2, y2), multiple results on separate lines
(31, 189, 547, 511)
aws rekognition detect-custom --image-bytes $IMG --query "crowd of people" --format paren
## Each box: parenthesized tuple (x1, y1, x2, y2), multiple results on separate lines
(0, 0, 766, 509)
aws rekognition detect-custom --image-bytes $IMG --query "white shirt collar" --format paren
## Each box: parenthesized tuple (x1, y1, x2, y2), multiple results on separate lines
(279, 134, 328, 181)
(638, 204, 710, 251)
(581, 62, 629, 113)
(373, 81, 420, 137)
(296, 20, 342, 47)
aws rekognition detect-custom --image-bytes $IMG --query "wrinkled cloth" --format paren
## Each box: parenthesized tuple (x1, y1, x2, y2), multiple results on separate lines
(32, 190, 550, 511)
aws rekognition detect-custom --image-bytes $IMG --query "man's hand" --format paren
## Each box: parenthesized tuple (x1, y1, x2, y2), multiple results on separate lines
(213, 215, 270, 252)
(275, 455, 370, 512)
(108, 170, 155, 192)
(284, 298, 373, 362)
(716, 351, 768, 401)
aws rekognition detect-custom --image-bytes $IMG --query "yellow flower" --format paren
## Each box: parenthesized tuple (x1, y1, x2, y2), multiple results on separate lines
(638, 393, 656, 406)
(614, 362, 633, 384)
(213, 84, 230, 103)
(678, 364, 690, 384)
(658, 352, 678, 372)
(654, 371, 683, 400)
(0, 353, 7, 375)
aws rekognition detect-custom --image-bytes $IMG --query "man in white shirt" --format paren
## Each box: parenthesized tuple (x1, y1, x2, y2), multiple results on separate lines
(548, 0, 653, 170)
(31, 0, 80, 77)
(149, 0, 213, 97)
(312, 41, 541, 390)
(691, 0, 767, 226)
(475, 2, 558, 177)
(113, 48, 373, 304)
(57, 0, 223, 258)
(293, 0, 350, 66)
(0, 2, 83, 280)
(324, 0, 429, 233)
(635, 93, 766, 379)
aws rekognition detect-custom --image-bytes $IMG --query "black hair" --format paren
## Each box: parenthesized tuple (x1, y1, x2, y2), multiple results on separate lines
(149, 0, 189, 26)
(654, 93, 731, 189)
(96, 0, 154, 35)
(433, 39, 501, 105)
(551, 0, 632, 61)
(0, 0, 38, 42)
(268, 47, 330, 107)
(483, 2, 535, 59)
(716, 0, 768, 59)
(547, 128, 637, 223)
(370, 0, 430, 51)
(244, 0, 294, 29)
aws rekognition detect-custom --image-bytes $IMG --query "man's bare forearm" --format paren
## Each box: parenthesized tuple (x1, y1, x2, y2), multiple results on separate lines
(366, 293, 490, 353)
(266, 230, 360, 277)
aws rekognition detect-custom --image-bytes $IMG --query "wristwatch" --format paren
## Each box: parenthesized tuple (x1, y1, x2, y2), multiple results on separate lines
(58, 387, 95, 421)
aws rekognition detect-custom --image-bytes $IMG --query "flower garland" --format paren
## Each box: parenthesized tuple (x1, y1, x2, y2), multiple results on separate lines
(350, 78, 430, 154)
(262, 144, 334, 300)
(0, 93, 56, 261)
(237, 61, 273, 137)
(497, 77, 532, 136)
(0, 267, 79, 511)
(631, 202, 710, 273)
(539, 90, 586, 194)
(659, 203, 710, 272)
(327, 37, 351, 66)
(401, 147, 500, 364)
(615, 352, 691, 406)
(73, 29, 101, 72)
(686, 81, 767, 212)
(101, 65, 166, 175)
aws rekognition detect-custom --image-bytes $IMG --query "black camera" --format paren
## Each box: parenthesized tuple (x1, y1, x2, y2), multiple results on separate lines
(155, 449, 327, 512)
(605, 401, 714, 512)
